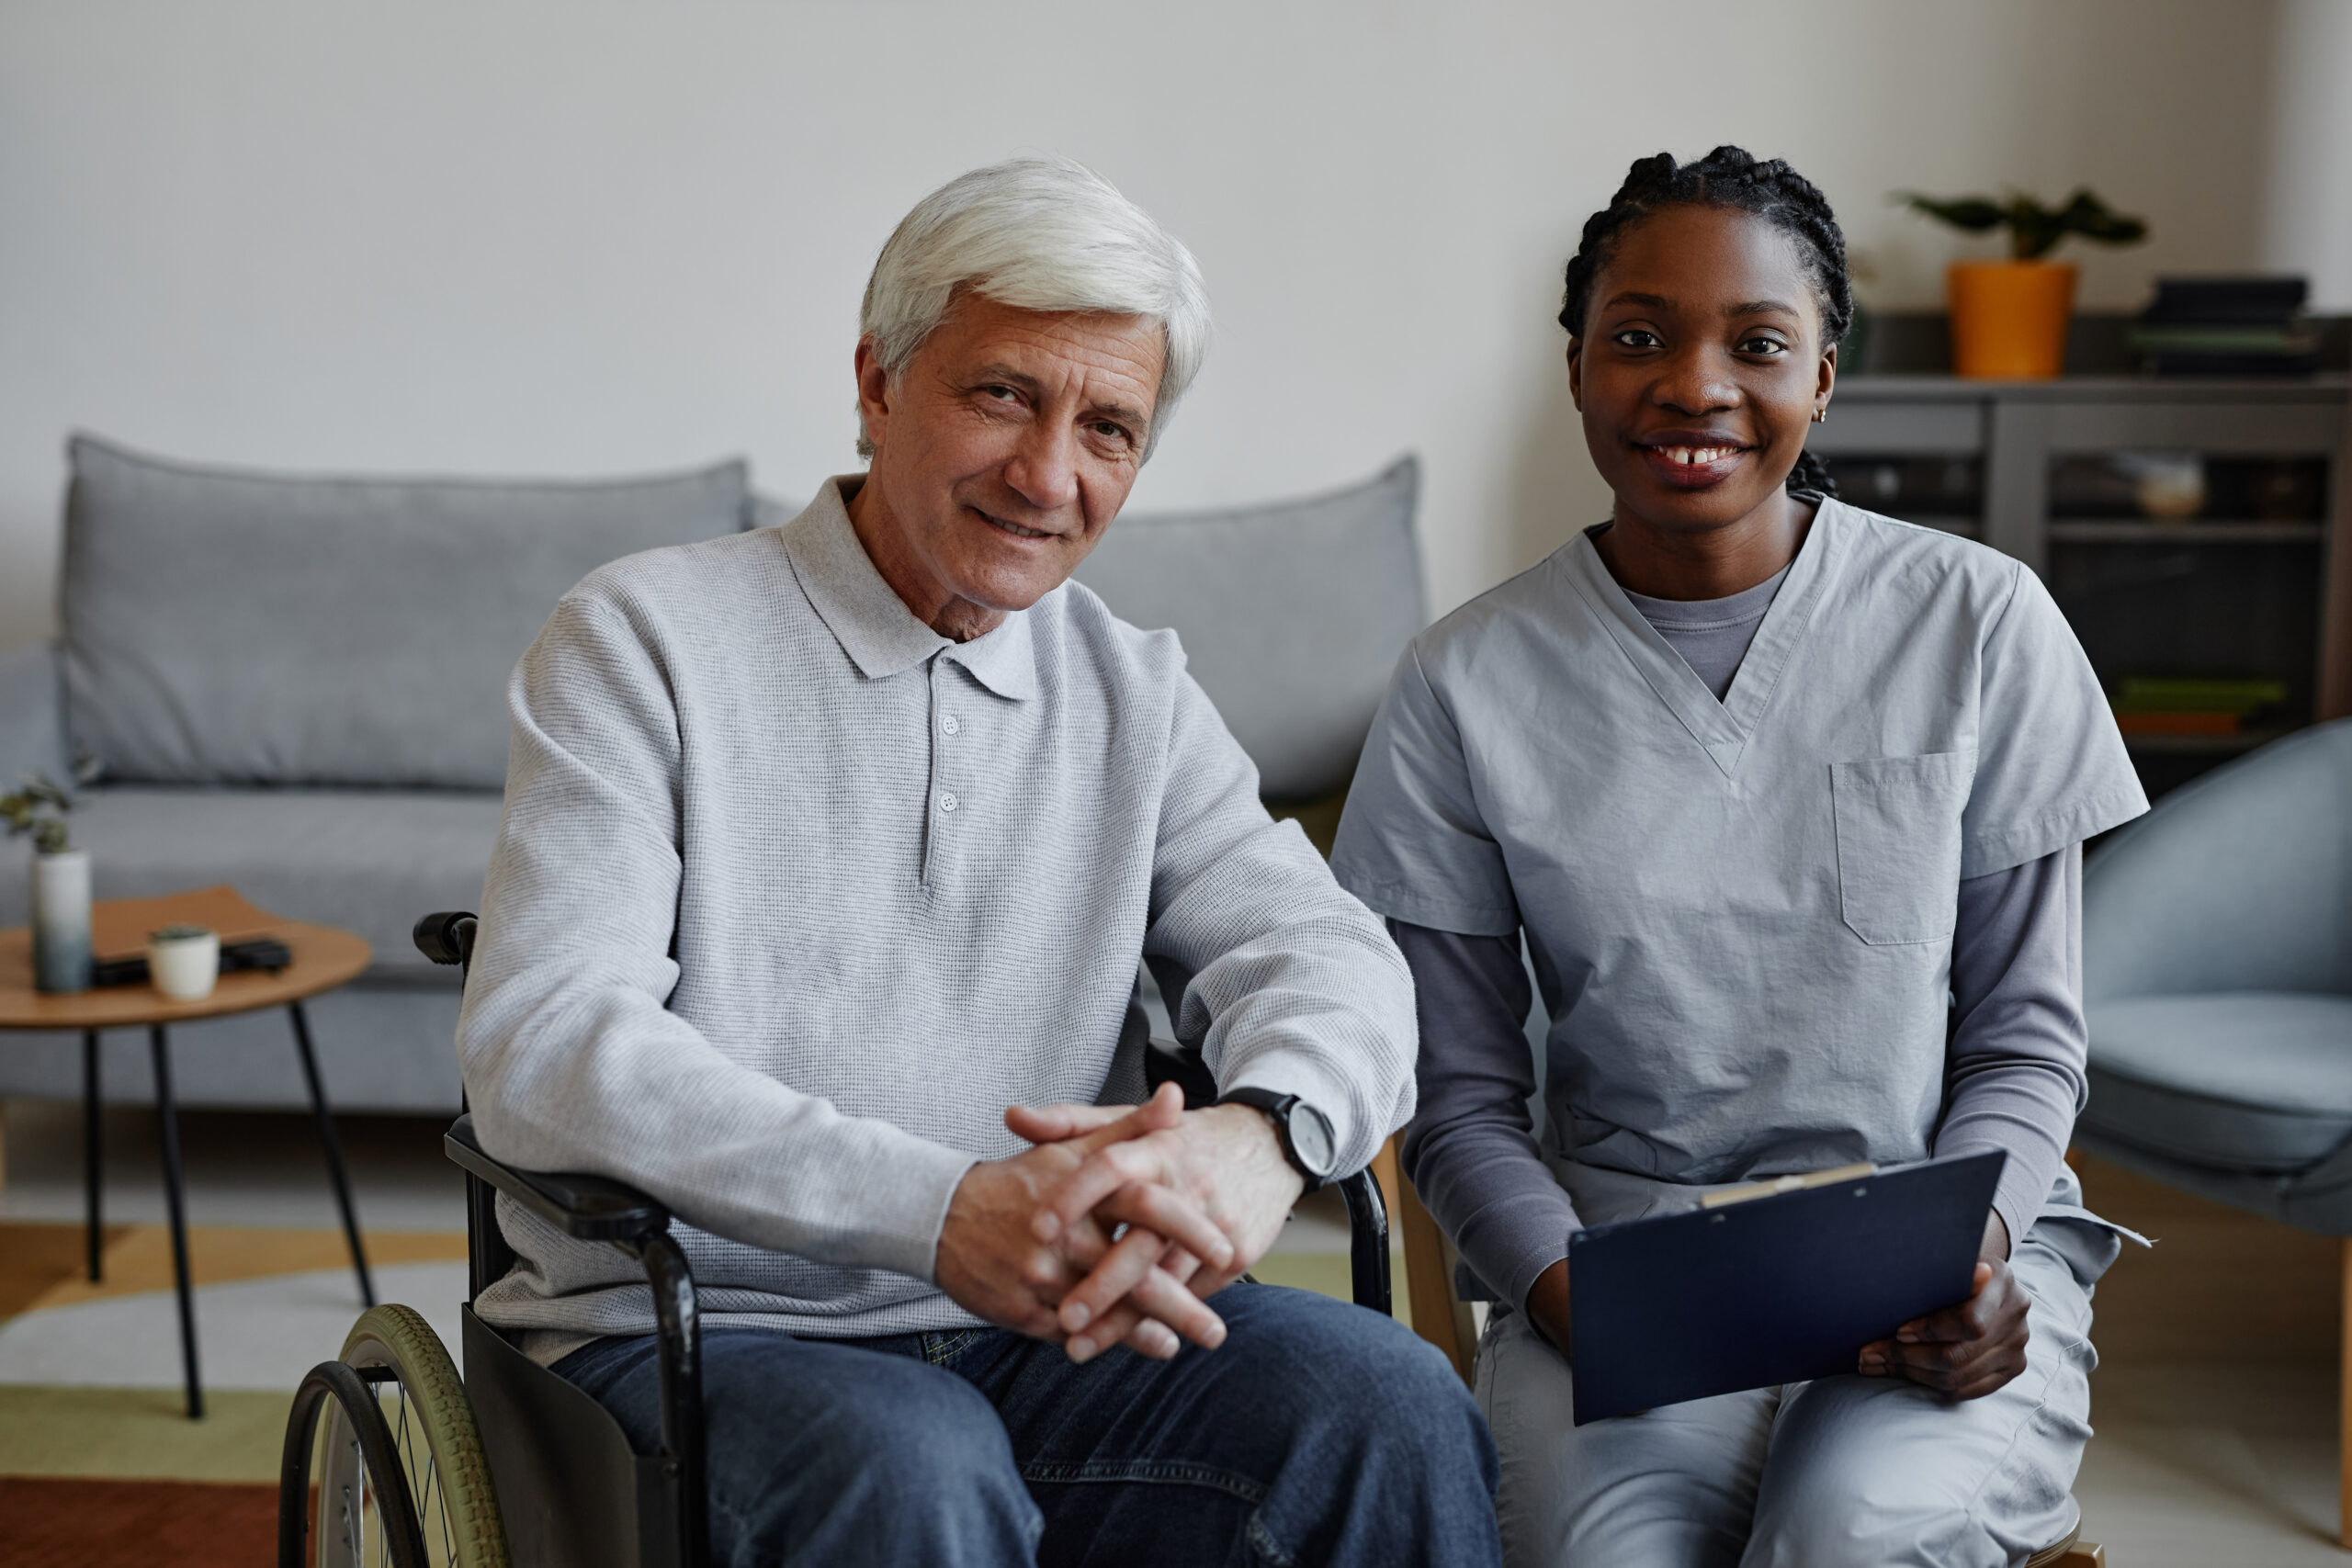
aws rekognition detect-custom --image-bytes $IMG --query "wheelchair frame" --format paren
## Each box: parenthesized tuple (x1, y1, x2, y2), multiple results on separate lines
(412, 909, 1394, 1568)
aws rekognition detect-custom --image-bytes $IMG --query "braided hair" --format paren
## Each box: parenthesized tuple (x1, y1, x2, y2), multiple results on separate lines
(1560, 146, 1850, 499)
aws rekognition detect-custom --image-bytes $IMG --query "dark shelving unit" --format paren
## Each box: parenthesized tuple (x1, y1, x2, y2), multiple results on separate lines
(1815, 350, 2352, 799)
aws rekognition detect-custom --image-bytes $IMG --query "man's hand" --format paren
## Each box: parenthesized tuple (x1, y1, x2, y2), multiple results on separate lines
(1013, 1096, 1304, 1361)
(1858, 1210, 2028, 1399)
(934, 1086, 1235, 1346)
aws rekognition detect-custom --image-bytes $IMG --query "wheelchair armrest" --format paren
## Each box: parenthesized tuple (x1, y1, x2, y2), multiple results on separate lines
(413, 910, 478, 968)
(1143, 1036, 1219, 1109)
(445, 1114, 673, 1245)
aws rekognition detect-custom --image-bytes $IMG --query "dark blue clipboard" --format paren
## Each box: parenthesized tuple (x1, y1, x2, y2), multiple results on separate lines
(1566, 1150, 2005, 1426)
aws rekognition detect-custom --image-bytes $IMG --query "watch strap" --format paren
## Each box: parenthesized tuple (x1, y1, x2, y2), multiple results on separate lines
(1217, 1085, 1332, 1191)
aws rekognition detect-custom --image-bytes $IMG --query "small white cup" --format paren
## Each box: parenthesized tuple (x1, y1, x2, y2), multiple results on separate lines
(148, 929, 220, 1001)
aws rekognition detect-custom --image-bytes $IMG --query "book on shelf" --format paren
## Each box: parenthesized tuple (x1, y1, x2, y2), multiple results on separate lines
(2132, 276, 2318, 377)
(2108, 675, 2288, 736)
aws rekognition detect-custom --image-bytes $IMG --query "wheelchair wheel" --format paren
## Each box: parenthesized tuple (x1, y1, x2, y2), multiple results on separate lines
(279, 1304, 510, 1568)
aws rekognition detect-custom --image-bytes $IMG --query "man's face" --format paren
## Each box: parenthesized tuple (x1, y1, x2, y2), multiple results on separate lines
(853, 292, 1165, 634)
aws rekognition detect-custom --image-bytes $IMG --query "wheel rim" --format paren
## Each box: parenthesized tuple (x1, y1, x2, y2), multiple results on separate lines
(312, 1376, 461, 1568)
(336, 1305, 507, 1568)
(282, 1307, 503, 1568)
(284, 1361, 430, 1568)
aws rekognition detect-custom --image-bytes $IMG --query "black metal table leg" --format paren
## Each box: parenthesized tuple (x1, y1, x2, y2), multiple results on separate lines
(83, 1030, 102, 1282)
(288, 1000, 373, 1307)
(147, 1024, 203, 1420)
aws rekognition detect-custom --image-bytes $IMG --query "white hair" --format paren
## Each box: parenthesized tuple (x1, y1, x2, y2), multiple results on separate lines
(855, 156, 1211, 459)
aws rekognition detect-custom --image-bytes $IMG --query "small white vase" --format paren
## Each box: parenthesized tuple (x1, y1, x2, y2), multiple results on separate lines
(148, 930, 220, 1002)
(30, 849, 93, 995)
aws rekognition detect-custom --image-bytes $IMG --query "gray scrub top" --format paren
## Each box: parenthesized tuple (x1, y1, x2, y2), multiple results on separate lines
(1330, 499, 2148, 1189)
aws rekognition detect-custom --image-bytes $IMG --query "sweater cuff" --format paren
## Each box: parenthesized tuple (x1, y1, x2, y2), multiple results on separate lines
(1222, 1055, 1374, 1176)
(856, 1134, 981, 1285)
(1935, 1133, 2058, 1265)
(1453, 1186, 1583, 1314)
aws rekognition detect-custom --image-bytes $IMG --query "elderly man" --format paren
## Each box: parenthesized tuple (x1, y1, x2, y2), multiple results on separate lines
(459, 157, 1499, 1566)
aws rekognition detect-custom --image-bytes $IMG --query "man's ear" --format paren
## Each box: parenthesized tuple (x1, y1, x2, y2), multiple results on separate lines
(854, 337, 893, 452)
(1566, 338, 1585, 412)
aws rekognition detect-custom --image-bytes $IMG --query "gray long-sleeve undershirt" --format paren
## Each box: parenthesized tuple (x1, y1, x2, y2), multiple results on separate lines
(1396, 570, 2091, 1312)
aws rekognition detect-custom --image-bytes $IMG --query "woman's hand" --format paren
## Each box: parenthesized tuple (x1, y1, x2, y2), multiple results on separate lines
(1527, 1258, 1572, 1358)
(1858, 1212, 2029, 1399)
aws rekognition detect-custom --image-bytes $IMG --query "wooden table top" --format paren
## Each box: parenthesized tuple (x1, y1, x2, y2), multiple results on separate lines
(0, 886, 371, 1031)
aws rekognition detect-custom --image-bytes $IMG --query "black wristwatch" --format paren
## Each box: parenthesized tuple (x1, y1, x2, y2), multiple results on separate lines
(1217, 1087, 1339, 1191)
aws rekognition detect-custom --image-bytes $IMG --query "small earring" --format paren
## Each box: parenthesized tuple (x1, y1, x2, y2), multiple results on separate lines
(1812, 406, 1828, 423)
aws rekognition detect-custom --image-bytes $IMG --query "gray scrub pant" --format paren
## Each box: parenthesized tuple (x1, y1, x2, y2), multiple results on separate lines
(1474, 1230, 2098, 1568)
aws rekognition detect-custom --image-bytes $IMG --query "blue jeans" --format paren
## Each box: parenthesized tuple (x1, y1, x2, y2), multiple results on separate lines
(555, 1280, 1500, 1567)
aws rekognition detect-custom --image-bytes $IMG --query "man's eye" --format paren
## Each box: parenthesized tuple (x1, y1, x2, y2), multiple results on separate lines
(1091, 422, 1131, 444)
(1613, 329, 1660, 349)
(1738, 336, 1788, 355)
(981, 385, 1020, 402)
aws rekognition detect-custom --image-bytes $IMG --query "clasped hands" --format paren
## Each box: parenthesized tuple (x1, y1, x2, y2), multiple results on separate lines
(935, 1082, 1304, 1364)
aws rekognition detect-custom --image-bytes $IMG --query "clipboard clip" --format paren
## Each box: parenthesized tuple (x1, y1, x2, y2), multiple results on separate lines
(1698, 1162, 1877, 1210)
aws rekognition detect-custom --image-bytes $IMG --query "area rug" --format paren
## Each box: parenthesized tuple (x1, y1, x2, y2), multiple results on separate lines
(0, 1221, 466, 1485)
(0, 1476, 276, 1567)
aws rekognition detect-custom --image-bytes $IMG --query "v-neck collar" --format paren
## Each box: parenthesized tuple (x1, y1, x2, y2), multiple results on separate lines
(1561, 498, 1849, 780)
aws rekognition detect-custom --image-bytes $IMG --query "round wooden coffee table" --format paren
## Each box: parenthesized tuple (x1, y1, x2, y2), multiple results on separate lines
(0, 886, 373, 1418)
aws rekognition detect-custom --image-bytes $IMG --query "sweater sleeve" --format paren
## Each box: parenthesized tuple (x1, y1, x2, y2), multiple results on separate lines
(1934, 844, 2088, 1251)
(1147, 671, 1420, 1175)
(458, 592, 977, 1284)
(1393, 919, 1582, 1312)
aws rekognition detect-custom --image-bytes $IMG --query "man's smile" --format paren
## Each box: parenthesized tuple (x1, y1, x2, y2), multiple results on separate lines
(971, 506, 1060, 541)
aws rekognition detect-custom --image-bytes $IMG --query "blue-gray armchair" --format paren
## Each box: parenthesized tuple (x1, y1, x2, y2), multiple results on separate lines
(2075, 716, 2352, 1546)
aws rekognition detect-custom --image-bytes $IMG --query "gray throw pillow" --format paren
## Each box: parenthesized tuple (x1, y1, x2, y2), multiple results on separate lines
(1076, 456, 1424, 800)
(62, 435, 751, 789)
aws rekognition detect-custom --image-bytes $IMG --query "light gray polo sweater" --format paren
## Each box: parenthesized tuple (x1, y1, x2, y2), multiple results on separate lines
(459, 478, 1417, 1348)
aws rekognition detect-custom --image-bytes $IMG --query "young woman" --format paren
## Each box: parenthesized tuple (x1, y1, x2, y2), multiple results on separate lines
(1331, 147, 2146, 1567)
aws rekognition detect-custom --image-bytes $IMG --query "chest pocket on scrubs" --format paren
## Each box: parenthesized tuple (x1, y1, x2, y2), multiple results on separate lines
(1829, 751, 1975, 945)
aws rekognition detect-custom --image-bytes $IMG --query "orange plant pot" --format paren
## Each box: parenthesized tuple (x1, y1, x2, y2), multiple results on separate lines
(1947, 260, 2078, 378)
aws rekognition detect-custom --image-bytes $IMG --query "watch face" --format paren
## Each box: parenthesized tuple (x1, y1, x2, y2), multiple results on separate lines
(1291, 1102, 1338, 1177)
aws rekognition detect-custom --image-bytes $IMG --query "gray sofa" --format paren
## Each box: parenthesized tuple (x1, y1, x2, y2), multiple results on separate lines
(0, 436, 1422, 1112)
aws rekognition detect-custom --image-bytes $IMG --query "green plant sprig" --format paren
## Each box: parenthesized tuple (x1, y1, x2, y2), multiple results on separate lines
(1900, 189, 2147, 261)
(2, 773, 74, 855)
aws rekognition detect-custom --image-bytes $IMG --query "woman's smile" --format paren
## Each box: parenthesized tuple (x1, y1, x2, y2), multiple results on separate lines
(1634, 431, 1752, 489)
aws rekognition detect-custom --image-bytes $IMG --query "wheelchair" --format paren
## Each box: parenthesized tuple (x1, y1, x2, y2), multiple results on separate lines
(277, 911, 1395, 1568)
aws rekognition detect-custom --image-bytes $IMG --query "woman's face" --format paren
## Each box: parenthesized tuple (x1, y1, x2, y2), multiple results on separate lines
(1568, 203, 1836, 537)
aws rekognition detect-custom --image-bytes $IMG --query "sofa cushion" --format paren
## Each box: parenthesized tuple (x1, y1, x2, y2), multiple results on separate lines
(0, 786, 505, 986)
(1074, 456, 1423, 800)
(2082, 990, 2352, 1173)
(0, 641, 70, 788)
(62, 435, 752, 790)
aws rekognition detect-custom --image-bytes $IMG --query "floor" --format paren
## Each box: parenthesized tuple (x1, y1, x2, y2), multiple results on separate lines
(0, 1100, 2341, 1565)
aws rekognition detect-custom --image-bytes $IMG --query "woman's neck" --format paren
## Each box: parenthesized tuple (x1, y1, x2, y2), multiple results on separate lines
(1593, 488, 1817, 602)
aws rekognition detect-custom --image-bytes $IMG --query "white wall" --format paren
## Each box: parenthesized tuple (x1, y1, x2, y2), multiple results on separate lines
(2262, 0, 2352, 306)
(0, 0, 2285, 642)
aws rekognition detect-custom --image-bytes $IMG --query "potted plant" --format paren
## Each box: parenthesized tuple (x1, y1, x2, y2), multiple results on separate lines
(1902, 190, 2148, 378)
(3, 773, 89, 994)
(147, 922, 220, 1002)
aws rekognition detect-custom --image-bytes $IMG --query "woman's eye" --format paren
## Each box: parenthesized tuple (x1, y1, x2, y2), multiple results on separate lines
(1613, 329, 1660, 349)
(1738, 336, 1788, 355)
